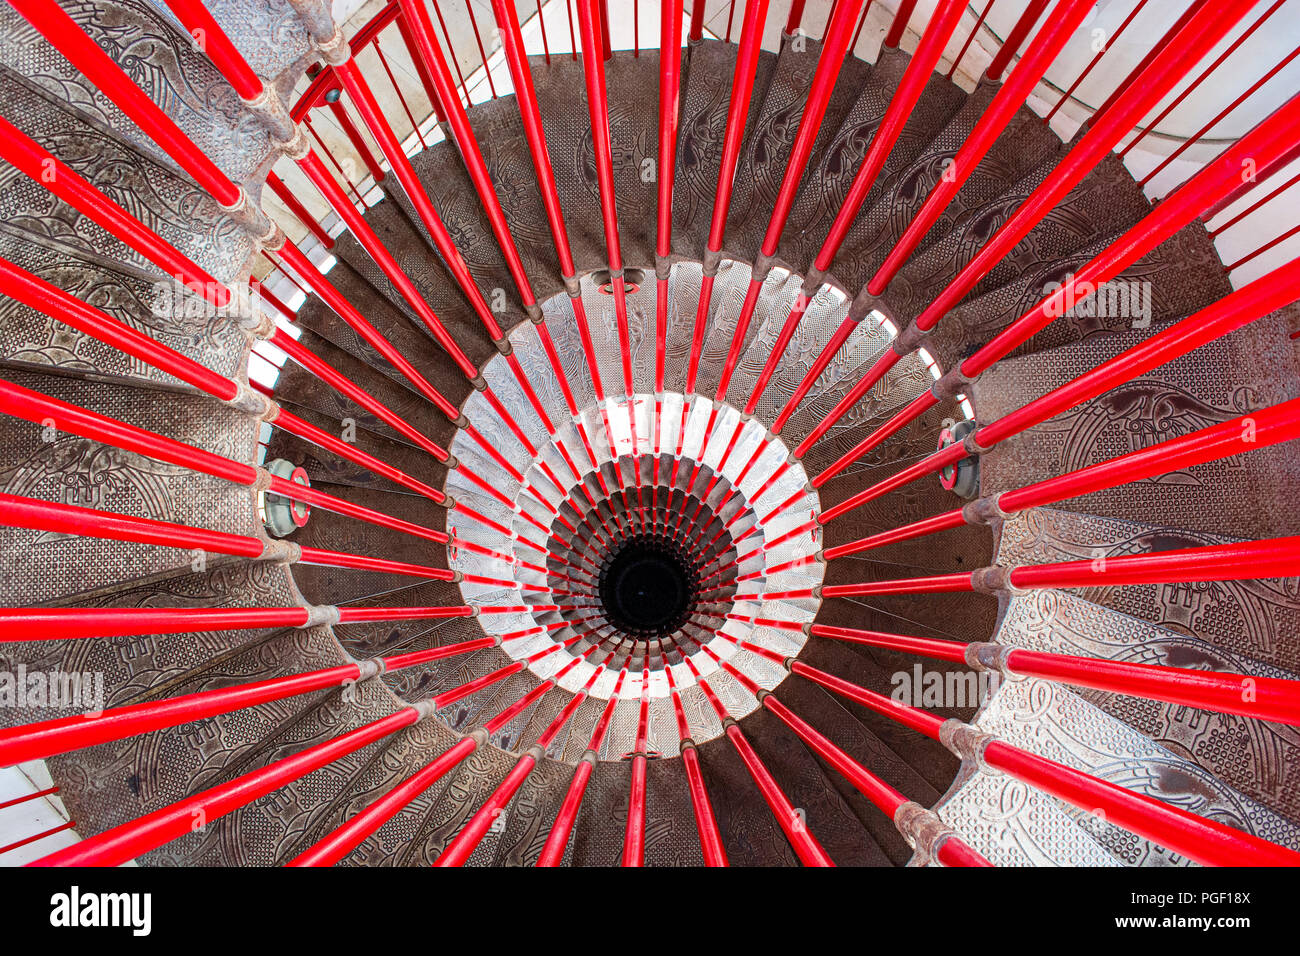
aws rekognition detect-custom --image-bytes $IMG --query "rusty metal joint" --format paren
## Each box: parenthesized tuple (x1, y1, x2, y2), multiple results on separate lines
(939, 718, 996, 766)
(961, 493, 1008, 526)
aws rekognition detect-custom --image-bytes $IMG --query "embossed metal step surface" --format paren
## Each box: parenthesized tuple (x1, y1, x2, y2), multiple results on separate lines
(4, 4, 1296, 870)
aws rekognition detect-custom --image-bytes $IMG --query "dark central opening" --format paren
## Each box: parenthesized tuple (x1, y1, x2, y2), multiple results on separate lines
(599, 534, 697, 638)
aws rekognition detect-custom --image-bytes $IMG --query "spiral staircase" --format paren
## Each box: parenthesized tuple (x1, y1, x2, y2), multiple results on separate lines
(1, 0, 1298, 867)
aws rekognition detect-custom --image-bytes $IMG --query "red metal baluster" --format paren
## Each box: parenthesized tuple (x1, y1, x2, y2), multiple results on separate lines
(790, 661, 1300, 866)
(665, 665, 727, 865)
(811, 623, 1300, 728)
(946, 0, 994, 78)
(1124, 0, 1286, 158)
(0, 640, 491, 767)
(9, 0, 243, 209)
(690, 657, 834, 867)
(622, 653, 652, 866)
(789, 0, 1259, 452)
(756, 0, 967, 427)
(983, 0, 1048, 81)
(435, 655, 606, 867)
(266, 171, 335, 248)
(818, 89, 1300, 487)
(716, 0, 865, 402)
(810, 536, 1300, 602)
(689, 0, 706, 42)
(305, 116, 369, 206)
(825, 397, 1300, 561)
(1140, 46, 1300, 192)
(536, 667, 629, 865)
(575, 0, 634, 403)
(374, 39, 429, 150)
(0, 115, 228, 306)
(786, 0, 808, 35)
(685, 0, 771, 400)
(462, 0, 498, 98)
(872, 0, 1103, 293)
(761, 696, 990, 866)
(1043, 0, 1150, 126)
(325, 87, 388, 184)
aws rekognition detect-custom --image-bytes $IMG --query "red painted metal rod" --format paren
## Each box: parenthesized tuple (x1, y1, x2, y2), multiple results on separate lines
(726, 720, 832, 866)
(791, 661, 1300, 866)
(292, 150, 479, 380)
(666, 667, 726, 865)
(685, 0, 770, 394)
(652, 0, 685, 400)
(32, 706, 423, 866)
(0, 492, 265, 560)
(0, 787, 59, 811)
(0, 377, 451, 546)
(490, 0, 607, 438)
(820, 91, 1300, 485)
(9, 0, 242, 208)
(716, 0, 864, 399)
(0, 257, 238, 401)
(326, 93, 388, 185)
(883, 0, 917, 47)
(825, 397, 1300, 559)
(623, 660, 652, 866)
(785, 0, 808, 35)
(0, 114, 228, 306)
(814, 536, 1300, 601)
(266, 171, 335, 248)
(491, 0, 577, 284)
(161, 0, 263, 99)
(2, 54, 469, 488)
(688, 0, 706, 42)
(1086, 0, 1209, 126)
(0, 639, 493, 767)
(795, 0, 1257, 451)
(757, 0, 966, 427)
(0, 245, 456, 501)
(872, 0, 1095, 292)
(536, 668, 629, 865)
(1124, 0, 1288, 158)
(656, 0, 684, 262)
(692, 662, 833, 866)
(983, 741, 1300, 867)
(288, 735, 478, 866)
(0, 605, 476, 642)
(434, 661, 606, 867)
(44, 657, 536, 867)
(272, 241, 464, 423)
(292, 647, 577, 863)
(0, 821, 77, 857)
(812, 0, 966, 280)
(983, 0, 1048, 81)
(1210, 170, 1300, 239)
(333, 59, 507, 343)
(821, 257, 1300, 521)
(267, 327, 453, 461)
(576, 0, 634, 400)
(761, 696, 991, 866)
(270, 406, 448, 503)
(812, 623, 1300, 727)
(946, 0, 995, 79)
(912, 0, 1253, 332)
(398, 0, 539, 312)
(1224, 223, 1300, 273)
(1140, 45, 1300, 190)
